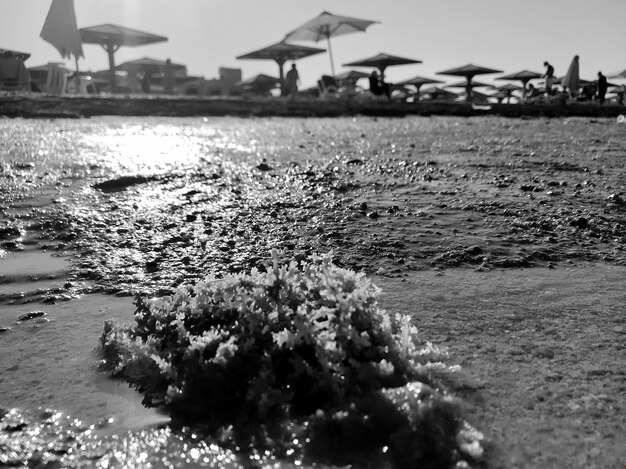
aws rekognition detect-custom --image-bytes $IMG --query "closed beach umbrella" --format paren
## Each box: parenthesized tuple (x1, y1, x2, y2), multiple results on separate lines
(397, 76, 443, 100)
(40, 0, 83, 85)
(116, 57, 185, 72)
(561, 55, 580, 96)
(343, 52, 422, 79)
(237, 41, 325, 93)
(79, 24, 167, 92)
(283, 11, 379, 76)
(437, 63, 502, 101)
(40, 0, 83, 60)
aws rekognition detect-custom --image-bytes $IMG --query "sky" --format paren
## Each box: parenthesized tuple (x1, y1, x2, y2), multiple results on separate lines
(1, 0, 625, 89)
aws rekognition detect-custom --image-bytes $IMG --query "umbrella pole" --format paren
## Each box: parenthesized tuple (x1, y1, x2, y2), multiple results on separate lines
(276, 58, 286, 97)
(74, 55, 80, 94)
(326, 34, 335, 77)
(103, 41, 118, 93)
(466, 75, 472, 102)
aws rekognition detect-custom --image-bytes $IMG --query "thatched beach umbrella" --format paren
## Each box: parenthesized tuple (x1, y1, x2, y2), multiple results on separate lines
(79, 24, 167, 92)
(493, 83, 523, 103)
(333, 70, 370, 91)
(235, 73, 280, 96)
(437, 63, 502, 101)
(283, 11, 379, 76)
(445, 80, 491, 89)
(496, 70, 542, 99)
(343, 52, 422, 79)
(0, 48, 31, 60)
(333, 69, 370, 81)
(396, 75, 443, 99)
(609, 69, 626, 80)
(421, 86, 458, 101)
(237, 41, 325, 94)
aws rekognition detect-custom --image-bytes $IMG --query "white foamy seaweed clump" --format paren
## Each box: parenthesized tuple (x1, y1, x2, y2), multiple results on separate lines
(100, 253, 483, 468)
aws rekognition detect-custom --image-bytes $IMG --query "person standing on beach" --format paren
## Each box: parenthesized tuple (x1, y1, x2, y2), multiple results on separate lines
(285, 63, 300, 99)
(596, 71, 608, 105)
(543, 61, 555, 95)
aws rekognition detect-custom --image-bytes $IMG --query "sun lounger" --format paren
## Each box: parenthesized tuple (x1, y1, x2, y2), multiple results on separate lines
(317, 75, 339, 98)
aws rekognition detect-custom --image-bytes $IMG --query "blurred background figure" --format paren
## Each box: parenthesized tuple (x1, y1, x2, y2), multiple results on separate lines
(596, 71, 607, 104)
(285, 63, 299, 99)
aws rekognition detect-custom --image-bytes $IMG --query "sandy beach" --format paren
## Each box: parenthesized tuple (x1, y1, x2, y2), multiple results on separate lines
(1, 114, 625, 468)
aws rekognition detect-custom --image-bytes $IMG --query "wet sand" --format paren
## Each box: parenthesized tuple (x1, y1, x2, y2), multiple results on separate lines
(1, 115, 625, 468)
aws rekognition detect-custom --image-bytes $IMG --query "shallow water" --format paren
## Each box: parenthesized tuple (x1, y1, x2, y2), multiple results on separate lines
(1, 115, 625, 467)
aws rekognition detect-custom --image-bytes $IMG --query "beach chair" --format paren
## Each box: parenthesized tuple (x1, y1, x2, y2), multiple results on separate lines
(317, 75, 339, 98)
(0, 56, 31, 91)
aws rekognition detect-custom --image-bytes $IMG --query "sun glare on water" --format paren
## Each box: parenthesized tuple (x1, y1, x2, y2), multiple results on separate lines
(85, 123, 212, 173)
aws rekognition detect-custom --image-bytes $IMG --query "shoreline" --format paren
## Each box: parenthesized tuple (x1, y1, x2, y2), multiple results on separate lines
(1, 94, 625, 119)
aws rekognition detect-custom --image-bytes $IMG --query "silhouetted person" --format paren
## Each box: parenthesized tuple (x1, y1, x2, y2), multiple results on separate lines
(597, 71, 608, 105)
(369, 71, 390, 99)
(543, 61, 555, 95)
(285, 63, 299, 99)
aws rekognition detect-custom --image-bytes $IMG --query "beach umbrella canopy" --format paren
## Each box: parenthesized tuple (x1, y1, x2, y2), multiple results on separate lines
(116, 57, 185, 71)
(343, 52, 422, 79)
(438, 64, 502, 77)
(397, 75, 443, 87)
(437, 63, 502, 101)
(283, 11, 379, 76)
(237, 74, 280, 87)
(79, 23, 167, 92)
(496, 70, 542, 83)
(40, 0, 83, 60)
(396, 75, 443, 99)
(421, 86, 458, 100)
(445, 80, 491, 89)
(493, 83, 522, 103)
(0, 49, 31, 60)
(554, 77, 593, 86)
(609, 69, 626, 79)
(334, 69, 370, 81)
(237, 41, 325, 86)
(235, 73, 280, 95)
(496, 70, 542, 99)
